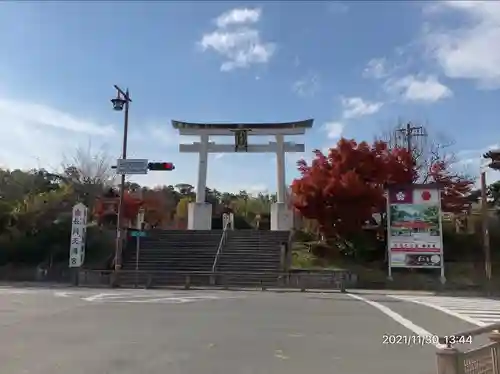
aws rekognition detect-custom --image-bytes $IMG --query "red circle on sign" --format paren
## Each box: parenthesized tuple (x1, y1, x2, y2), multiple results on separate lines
(421, 191, 431, 201)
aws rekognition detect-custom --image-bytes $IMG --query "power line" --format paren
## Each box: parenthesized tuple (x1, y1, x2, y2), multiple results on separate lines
(396, 122, 426, 153)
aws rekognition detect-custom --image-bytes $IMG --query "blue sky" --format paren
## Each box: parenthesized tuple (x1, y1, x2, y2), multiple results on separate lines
(0, 1, 499, 194)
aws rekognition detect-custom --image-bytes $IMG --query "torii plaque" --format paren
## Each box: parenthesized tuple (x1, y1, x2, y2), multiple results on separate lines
(171, 119, 314, 231)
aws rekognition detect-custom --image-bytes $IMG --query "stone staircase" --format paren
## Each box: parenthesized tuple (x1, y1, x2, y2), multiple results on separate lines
(214, 230, 290, 287)
(121, 230, 222, 286)
(119, 229, 290, 288)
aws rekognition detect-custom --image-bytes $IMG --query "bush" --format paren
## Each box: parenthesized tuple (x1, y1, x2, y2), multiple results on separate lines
(293, 229, 315, 242)
(0, 219, 114, 267)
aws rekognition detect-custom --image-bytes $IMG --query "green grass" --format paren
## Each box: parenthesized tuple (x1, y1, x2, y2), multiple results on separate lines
(291, 242, 345, 270)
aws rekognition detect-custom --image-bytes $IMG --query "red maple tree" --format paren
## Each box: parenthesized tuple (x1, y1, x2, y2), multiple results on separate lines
(427, 160, 474, 213)
(122, 193, 143, 220)
(94, 191, 143, 223)
(292, 139, 416, 237)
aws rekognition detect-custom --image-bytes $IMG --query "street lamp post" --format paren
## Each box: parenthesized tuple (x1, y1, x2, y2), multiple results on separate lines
(111, 85, 132, 273)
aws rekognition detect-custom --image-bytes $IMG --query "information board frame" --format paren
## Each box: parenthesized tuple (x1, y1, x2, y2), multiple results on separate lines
(386, 183, 445, 283)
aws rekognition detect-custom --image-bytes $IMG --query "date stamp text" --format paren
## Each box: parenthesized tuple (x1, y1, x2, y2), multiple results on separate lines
(382, 334, 439, 346)
(382, 334, 473, 346)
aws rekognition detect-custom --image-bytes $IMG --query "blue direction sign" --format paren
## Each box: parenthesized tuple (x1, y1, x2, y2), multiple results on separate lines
(130, 231, 147, 238)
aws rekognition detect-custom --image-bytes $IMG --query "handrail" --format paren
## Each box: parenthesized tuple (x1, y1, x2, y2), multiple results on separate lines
(212, 220, 229, 273)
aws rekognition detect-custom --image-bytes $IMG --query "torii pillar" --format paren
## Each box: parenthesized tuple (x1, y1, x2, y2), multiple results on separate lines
(171, 119, 314, 231)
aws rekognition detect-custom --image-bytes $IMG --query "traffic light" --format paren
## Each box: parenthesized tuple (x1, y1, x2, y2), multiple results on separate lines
(148, 162, 175, 171)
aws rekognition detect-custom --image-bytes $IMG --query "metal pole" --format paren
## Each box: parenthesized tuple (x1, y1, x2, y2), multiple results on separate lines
(438, 188, 446, 284)
(481, 170, 492, 284)
(386, 189, 393, 281)
(135, 235, 140, 287)
(114, 89, 130, 271)
(135, 236, 140, 271)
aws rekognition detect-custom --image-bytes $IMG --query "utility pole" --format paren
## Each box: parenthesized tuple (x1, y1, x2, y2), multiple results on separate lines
(396, 122, 426, 153)
(480, 169, 491, 285)
(481, 150, 500, 289)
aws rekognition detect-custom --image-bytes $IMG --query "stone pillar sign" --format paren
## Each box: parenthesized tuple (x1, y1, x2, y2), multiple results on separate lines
(69, 203, 88, 268)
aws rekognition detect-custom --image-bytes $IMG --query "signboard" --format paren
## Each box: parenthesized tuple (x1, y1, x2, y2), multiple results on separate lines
(116, 159, 148, 175)
(130, 231, 147, 238)
(406, 254, 442, 267)
(234, 130, 248, 152)
(222, 213, 230, 229)
(442, 212, 453, 222)
(387, 186, 444, 271)
(69, 203, 88, 268)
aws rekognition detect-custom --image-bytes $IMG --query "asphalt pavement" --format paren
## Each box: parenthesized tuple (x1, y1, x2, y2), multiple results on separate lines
(0, 286, 489, 374)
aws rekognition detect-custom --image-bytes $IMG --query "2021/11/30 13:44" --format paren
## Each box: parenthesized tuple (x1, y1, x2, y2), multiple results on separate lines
(441, 335, 473, 345)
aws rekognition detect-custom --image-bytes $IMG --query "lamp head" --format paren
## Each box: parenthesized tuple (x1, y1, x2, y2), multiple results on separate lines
(111, 97, 126, 111)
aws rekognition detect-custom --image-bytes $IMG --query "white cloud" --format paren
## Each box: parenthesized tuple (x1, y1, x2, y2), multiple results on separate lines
(363, 58, 389, 79)
(423, 1, 500, 89)
(215, 8, 261, 28)
(0, 97, 117, 171)
(341, 96, 383, 119)
(327, 1, 349, 14)
(145, 124, 191, 146)
(292, 72, 320, 97)
(245, 184, 269, 195)
(385, 75, 452, 103)
(199, 8, 275, 71)
(455, 144, 500, 170)
(454, 143, 500, 188)
(323, 121, 344, 139)
(0, 99, 115, 136)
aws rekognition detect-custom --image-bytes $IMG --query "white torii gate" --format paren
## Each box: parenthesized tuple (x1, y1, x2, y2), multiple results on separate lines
(171, 119, 314, 231)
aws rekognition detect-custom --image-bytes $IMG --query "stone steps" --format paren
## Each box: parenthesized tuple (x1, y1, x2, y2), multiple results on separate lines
(120, 229, 291, 287)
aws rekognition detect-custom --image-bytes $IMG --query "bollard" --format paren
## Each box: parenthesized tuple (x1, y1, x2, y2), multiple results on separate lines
(300, 277, 306, 292)
(261, 280, 267, 291)
(110, 271, 118, 288)
(72, 268, 79, 286)
(145, 274, 153, 289)
(184, 275, 191, 290)
(340, 280, 346, 293)
(340, 274, 347, 293)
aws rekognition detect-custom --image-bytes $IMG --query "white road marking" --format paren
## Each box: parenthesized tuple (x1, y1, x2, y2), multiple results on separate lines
(81, 291, 244, 304)
(0, 288, 32, 295)
(112, 297, 203, 304)
(54, 291, 71, 298)
(347, 293, 443, 348)
(82, 293, 129, 301)
(388, 295, 500, 327)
